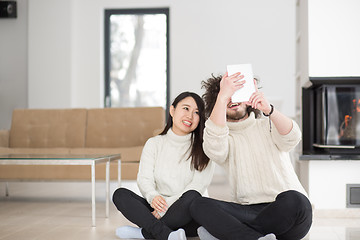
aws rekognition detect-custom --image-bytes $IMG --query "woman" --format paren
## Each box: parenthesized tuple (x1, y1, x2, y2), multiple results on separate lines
(112, 92, 214, 240)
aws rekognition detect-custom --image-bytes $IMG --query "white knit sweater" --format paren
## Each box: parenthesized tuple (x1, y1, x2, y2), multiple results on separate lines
(203, 112, 308, 205)
(137, 128, 215, 213)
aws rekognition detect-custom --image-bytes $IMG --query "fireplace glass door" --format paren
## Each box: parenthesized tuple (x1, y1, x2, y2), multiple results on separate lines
(316, 85, 360, 147)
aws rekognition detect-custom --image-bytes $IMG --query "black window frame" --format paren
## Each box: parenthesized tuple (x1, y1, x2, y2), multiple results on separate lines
(104, 8, 170, 113)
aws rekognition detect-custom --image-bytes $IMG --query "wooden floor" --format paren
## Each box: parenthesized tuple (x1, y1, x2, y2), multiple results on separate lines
(0, 174, 359, 240)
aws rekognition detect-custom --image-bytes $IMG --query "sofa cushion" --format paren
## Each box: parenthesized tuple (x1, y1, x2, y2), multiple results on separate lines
(9, 109, 87, 148)
(0, 147, 71, 155)
(85, 107, 165, 148)
(0, 129, 9, 147)
(69, 147, 142, 180)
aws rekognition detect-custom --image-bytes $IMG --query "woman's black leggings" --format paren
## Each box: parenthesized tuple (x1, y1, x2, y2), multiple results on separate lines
(190, 190, 312, 240)
(112, 188, 201, 240)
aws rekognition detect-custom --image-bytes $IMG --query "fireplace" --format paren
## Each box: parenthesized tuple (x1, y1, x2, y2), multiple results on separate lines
(302, 77, 360, 156)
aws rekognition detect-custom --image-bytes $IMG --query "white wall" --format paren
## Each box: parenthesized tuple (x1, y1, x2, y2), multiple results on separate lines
(0, 0, 28, 129)
(302, 160, 360, 209)
(27, 0, 297, 117)
(308, 0, 360, 76)
(28, 0, 72, 108)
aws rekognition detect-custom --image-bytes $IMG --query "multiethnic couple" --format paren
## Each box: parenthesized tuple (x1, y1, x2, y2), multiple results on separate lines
(112, 72, 312, 240)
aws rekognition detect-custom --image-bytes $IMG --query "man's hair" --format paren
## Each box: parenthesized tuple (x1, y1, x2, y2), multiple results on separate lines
(201, 74, 261, 119)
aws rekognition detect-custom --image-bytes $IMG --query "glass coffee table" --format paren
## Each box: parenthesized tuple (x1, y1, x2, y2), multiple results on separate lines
(0, 153, 121, 227)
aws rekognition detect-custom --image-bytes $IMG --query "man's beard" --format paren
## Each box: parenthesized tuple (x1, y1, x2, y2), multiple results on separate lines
(226, 108, 248, 121)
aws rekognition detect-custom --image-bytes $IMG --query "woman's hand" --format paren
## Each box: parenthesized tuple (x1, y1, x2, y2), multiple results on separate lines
(151, 195, 168, 213)
(218, 72, 245, 103)
(152, 210, 161, 219)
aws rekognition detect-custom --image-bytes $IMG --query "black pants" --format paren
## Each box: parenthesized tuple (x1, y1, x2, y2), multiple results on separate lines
(112, 188, 201, 240)
(190, 190, 312, 240)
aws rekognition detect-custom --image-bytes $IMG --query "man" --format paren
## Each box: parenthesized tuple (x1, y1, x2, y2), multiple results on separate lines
(189, 72, 312, 240)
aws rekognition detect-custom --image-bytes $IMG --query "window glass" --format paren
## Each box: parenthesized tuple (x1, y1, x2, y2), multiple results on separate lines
(105, 9, 169, 109)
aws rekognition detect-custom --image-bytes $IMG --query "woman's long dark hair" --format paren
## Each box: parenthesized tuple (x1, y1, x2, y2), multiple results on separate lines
(159, 92, 210, 171)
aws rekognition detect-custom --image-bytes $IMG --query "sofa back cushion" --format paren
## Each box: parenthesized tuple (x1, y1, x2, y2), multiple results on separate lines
(9, 109, 87, 148)
(85, 107, 165, 148)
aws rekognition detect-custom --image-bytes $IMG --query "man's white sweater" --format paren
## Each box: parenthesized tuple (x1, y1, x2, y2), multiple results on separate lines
(137, 129, 215, 212)
(203, 112, 308, 205)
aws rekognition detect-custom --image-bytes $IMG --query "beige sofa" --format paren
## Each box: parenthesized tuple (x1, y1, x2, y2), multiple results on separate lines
(0, 107, 165, 180)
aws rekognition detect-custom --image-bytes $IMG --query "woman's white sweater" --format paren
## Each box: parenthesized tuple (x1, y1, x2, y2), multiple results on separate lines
(137, 128, 215, 212)
(203, 112, 307, 205)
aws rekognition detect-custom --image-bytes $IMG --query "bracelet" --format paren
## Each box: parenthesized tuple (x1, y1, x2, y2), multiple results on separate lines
(263, 104, 274, 132)
(263, 104, 274, 117)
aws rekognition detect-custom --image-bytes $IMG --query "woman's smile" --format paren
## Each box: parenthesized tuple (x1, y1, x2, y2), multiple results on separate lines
(182, 120, 192, 127)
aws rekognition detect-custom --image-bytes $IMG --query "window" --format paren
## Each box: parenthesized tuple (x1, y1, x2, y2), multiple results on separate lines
(104, 8, 169, 110)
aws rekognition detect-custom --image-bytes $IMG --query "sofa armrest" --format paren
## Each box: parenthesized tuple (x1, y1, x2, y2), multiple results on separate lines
(153, 128, 163, 136)
(0, 129, 9, 147)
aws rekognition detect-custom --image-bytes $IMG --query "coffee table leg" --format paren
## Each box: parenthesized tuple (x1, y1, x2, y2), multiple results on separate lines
(118, 159, 121, 187)
(5, 182, 9, 197)
(106, 160, 110, 218)
(92, 162, 96, 227)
